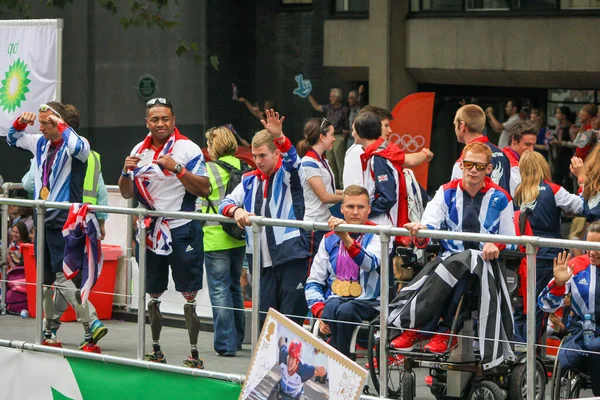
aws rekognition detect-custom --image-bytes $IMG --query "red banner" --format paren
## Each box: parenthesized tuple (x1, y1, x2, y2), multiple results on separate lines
(388, 92, 435, 189)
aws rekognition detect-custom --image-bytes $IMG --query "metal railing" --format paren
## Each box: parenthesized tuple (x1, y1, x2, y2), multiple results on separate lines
(2, 196, 600, 399)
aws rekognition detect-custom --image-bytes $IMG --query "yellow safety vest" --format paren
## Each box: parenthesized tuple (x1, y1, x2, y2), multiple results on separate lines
(83, 150, 101, 204)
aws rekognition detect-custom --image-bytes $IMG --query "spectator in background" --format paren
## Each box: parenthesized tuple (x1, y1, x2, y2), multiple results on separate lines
(307, 88, 349, 188)
(238, 97, 275, 122)
(200, 126, 247, 357)
(486, 99, 522, 149)
(297, 118, 343, 263)
(571, 145, 600, 225)
(502, 120, 537, 195)
(530, 107, 549, 159)
(346, 85, 366, 150)
(549, 106, 576, 190)
(7, 221, 31, 271)
(573, 104, 598, 162)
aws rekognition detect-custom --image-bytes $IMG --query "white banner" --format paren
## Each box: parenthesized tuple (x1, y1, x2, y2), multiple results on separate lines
(0, 19, 60, 136)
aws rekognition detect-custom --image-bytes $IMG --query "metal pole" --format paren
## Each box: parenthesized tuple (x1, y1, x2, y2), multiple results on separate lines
(136, 218, 147, 360)
(55, 19, 63, 102)
(124, 198, 134, 313)
(251, 221, 262, 354)
(35, 206, 45, 344)
(379, 232, 390, 398)
(526, 243, 537, 400)
(1, 203, 8, 315)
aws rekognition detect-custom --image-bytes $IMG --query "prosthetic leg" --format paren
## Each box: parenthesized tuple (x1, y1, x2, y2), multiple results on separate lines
(74, 290, 101, 353)
(42, 287, 62, 348)
(146, 297, 166, 363)
(182, 294, 204, 369)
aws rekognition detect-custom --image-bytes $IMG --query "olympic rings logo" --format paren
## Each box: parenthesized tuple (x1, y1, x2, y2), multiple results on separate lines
(389, 133, 426, 153)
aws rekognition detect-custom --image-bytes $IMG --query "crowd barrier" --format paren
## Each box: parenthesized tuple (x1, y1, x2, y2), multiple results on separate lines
(2, 193, 600, 399)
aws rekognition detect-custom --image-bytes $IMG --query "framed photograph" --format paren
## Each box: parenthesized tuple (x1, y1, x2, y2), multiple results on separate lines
(240, 308, 368, 400)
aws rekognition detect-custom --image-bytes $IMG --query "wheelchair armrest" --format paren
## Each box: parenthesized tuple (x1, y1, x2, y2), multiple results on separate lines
(499, 250, 526, 260)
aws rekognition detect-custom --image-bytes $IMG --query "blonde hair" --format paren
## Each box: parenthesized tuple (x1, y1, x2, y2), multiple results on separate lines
(455, 105, 486, 134)
(205, 126, 238, 160)
(462, 142, 492, 163)
(514, 151, 551, 206)
(251, 129, 276, 152)
(342, 185, 369, 201)
(583, 145, 600, 200)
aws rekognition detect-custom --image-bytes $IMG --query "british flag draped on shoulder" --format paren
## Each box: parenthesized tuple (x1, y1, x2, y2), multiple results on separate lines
(129, 130, 182, 256)
(387, 249, 515, 370)
(62, 203, 104, 304)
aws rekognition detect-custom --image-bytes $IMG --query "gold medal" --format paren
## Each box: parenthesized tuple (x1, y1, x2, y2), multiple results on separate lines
(349, 281, 362, 297)
(331, 279, 342, 296)
(338, 281, 351, 297)
(39, 187, 50, 200)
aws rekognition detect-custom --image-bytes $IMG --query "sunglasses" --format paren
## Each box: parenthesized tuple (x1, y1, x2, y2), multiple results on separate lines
(39, 104, 62, 119)
(146, 98, 172, 108)
(462, 160, 489, 171)
(320, 118, 331, 132)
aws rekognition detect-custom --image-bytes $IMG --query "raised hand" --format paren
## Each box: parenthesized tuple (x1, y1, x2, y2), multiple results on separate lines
(570, 156, 584, 180)
(18, 112, 36, 126)
(553, 251, 572, 286)
(48, 114, 65, 127)
(260, 109, 285, 139)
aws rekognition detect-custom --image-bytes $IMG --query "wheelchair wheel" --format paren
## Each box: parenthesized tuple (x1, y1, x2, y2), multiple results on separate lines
(367, 324, 402, 398)
(507, 359, 545, 400)
(467, 380, 504, 400)
(552, 363, 583, 400)
(400, 371, 415, 400)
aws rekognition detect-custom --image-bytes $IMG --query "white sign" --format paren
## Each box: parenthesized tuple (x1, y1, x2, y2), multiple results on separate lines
(0, 19, 60, 136)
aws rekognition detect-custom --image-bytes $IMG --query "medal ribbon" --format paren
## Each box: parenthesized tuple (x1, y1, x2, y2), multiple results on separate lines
(42, 143, 60, 189)
(336, 234, 363, 281)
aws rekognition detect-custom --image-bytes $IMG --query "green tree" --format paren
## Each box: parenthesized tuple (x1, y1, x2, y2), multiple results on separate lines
(0, 0, 214, 67)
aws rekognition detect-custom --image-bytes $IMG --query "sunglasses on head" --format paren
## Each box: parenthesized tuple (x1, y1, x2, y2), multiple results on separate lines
(146, 98, 172, 108)
(462, 160, 489, 171)
(320, 118, 331, 131)
(39, 104, 62, 119)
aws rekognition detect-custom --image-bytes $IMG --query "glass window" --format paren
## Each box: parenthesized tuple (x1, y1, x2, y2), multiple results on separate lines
(547, 89, 598, 127)
(516, 0, 558, 8)
(420, 0, 464, 10)
(562, 0, 600, 8)
(334, 0, 369, 12)
(281, 0, 312, 4)
(466, 0, 510, 10)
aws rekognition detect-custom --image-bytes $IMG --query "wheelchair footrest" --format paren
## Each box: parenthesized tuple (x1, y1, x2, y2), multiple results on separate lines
(388, 349, 450, 362)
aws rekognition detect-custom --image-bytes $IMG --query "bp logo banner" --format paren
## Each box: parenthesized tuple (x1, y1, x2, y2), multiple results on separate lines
(0, 19, 59, 136)
(240, 308, 368, 400)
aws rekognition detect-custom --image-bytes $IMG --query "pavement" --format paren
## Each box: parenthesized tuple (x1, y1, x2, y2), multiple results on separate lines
(0, 314, 594, 399)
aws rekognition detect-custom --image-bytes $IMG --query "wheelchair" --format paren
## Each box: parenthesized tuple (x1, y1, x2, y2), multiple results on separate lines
(550, 335, 593, 399)
(366, 250, 548, 400)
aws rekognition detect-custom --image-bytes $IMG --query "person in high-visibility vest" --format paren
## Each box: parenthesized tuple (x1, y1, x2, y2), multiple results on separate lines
(200, 126, 247, 356)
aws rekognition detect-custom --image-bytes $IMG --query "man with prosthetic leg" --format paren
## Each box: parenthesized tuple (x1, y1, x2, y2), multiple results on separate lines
(119, 98, 210, 367)
(6, 102, 90, 349)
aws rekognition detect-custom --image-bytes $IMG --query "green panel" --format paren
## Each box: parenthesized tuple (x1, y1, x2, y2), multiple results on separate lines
(66, 357, 241, 400)
(51, 387, 75, 400)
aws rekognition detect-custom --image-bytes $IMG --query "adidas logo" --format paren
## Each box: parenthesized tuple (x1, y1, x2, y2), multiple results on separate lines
(185, 245, 194, 252)
(296, 282, 304, 290)
(578, 277, 588, 285)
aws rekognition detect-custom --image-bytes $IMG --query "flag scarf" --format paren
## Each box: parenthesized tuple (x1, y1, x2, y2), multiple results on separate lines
(62, 203, 104, 304)
(130, 129, 183, 255)
(387, 249, 515, 370)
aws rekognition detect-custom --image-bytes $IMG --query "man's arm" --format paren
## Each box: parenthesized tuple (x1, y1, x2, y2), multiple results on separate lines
(55, 117, 90, 162)
(406, 186, 447, 247)
(307, 95, 324, 113)
(403, 149, 433, 167)
(7, 116, 42, 154)
(369, 157, 398, 217)
(485, 107, 504, 134)
(238, 97, 262, 119)
(118, 153, 140, 199)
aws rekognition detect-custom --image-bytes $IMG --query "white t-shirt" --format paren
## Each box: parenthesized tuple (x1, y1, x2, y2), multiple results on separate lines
(130, 132, 208, 229)
(497, 114, 521, 149)
(300, 151, 336, 222)
(343, 143, 364, 188)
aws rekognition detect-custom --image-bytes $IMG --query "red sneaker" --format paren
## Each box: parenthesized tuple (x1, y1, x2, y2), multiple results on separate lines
(41, 338, 62, 348)
(81, 342, 101, 353)
(365, 354, 404, 369)
(390, 330, 426, 351)
(424, 332, 457, 354)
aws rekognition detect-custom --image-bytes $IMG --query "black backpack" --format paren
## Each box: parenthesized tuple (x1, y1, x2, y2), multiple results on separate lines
(205, 159, 252, 240)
